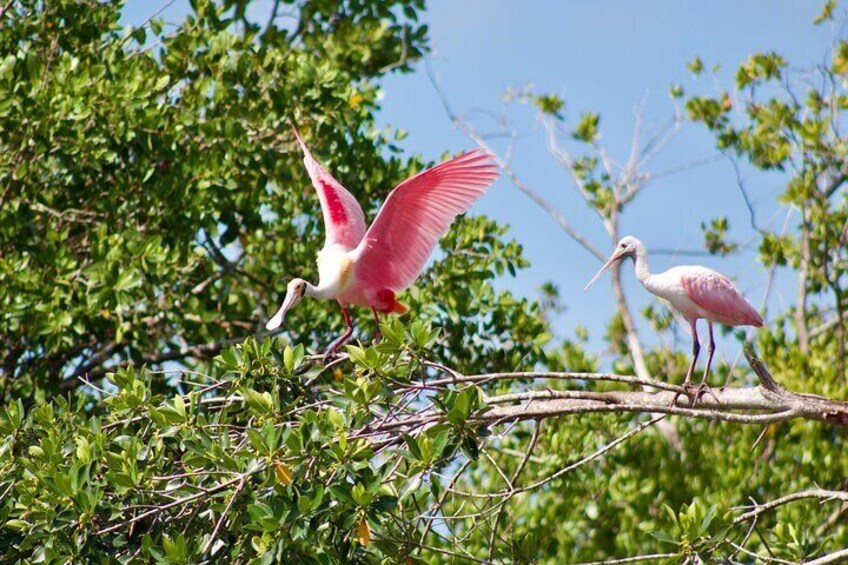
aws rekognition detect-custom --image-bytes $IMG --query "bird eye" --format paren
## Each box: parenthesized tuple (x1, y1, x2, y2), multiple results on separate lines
(619, 242, 626, 248)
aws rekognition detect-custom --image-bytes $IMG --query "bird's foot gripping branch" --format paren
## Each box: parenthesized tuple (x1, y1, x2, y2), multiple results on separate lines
(2, 321, 847, 563)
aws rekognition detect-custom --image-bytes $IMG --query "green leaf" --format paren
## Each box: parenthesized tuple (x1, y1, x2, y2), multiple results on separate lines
(650, 530, 679, 546)
(346, 345, 367, 365)
(403, 433, 422, 460)
(4, 519, 30, 532)
(687, 56, 704, 75)
(572, 112, 600, 143)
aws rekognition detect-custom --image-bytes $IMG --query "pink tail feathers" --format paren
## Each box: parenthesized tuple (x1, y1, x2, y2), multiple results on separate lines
(374, 289, 408, 315)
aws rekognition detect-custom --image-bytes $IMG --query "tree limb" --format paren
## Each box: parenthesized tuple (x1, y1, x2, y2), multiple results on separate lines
(733, 489, 848, 525)
(375, 353, 848, 433)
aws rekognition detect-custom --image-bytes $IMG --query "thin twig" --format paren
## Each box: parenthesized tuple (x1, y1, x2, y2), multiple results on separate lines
(448, 416, 663, 499)
(203, 474, 247, 555)
(571, 553, 679, 565)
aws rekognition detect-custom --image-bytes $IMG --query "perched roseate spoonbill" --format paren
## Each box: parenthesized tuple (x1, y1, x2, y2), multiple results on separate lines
(584, 236, 763, 395)
(265, 129, 499, 358)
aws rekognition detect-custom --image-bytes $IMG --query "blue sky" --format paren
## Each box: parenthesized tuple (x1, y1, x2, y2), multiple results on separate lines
(124, 1, 830, 364)
(373, 0, 827, 362)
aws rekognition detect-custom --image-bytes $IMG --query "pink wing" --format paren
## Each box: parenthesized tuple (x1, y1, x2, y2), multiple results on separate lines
(353, 149, 498, 292)
(681, 271, 763, 327)
(293, 128, 367, 249)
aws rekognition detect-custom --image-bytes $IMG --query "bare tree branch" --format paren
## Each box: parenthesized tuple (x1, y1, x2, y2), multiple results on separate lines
(733, 488, 848, 525)
(572, 554, 679, 565)
(486, 420, 542, 558)
(446, 416, 663, 500)
(372, 353, 848, 436)
(426, 64, 605, 261)
(805, 547, 848, 565)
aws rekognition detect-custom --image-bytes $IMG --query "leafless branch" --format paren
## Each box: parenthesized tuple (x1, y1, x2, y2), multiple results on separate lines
(486, 420, 542, 558)
(733, 488, 848, 525)
(426, 63, 605, 261)
(370, 353, 848, 438)
(95, 469, 259, 536)
(203, 473, 247, 555)
(377, 24, 410, 75)
(60, 338, 241, 391)
(806, 547, 848, 565)
(446, 416, 663, 500)
(726, 154, 767, 235)
(571, 554, 679, 565)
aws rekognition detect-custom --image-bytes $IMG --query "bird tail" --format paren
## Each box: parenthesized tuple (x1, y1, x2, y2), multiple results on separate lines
(742, 300, 764, 327)
(375, 289, 408, 315)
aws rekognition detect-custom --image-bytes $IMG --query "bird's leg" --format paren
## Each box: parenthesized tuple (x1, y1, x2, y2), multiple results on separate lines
(673, 320, 700, 407)
(371, 307, 382, 343)
(323, 305, 354, 363)
(683, 320, 700, 387)
(694, 322, 720, 404)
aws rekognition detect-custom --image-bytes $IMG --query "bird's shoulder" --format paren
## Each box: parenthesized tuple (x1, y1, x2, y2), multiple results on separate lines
(664, 265, 729, 282)
(317, 244, 354, 266)
(670, 266, 746, 300)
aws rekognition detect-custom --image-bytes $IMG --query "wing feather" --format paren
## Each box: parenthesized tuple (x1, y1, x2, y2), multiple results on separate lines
(681, 272, 763, 326)
(353, 150, 498, 292)
(293, 129, 367, 249)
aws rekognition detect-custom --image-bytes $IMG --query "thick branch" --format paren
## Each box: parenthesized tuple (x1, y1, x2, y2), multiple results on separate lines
(378, 355, 848, 433)
(479, 355, 848, 427)
(806, 547, 848, 565)
(367, 380, 848, 435)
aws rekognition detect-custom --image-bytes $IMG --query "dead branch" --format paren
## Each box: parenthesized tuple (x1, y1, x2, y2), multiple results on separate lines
(733, 489, 848, 525)
(572, 554, 679, 565)
(480, 353, 848, 428)
(426, 64, 605, 261)
(374, 352, 848, 434)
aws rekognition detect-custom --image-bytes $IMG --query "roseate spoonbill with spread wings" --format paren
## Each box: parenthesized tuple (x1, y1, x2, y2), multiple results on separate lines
(265, 129, 499, 359)
(584, 236, 763, 396)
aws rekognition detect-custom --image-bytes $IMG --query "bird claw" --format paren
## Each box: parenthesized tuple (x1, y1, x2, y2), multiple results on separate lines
(683, 382, 720, 408)
(322, 349, 340, 365)
(670, 389, 689, 408)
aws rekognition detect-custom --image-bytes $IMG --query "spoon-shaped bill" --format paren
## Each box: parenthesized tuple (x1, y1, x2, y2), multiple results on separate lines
(583, 253, 622, 292)
(265, 287, 301, 331)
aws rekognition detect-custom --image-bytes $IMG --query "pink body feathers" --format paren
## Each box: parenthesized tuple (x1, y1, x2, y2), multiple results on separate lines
(680, 270, 763, 327)
(585, 235, 763, 394)
(265, 128, 499, 357)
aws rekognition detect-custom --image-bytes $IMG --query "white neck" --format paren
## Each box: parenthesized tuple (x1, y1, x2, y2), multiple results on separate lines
(631, 242, 651, 285)
(305, 280, 333, 300)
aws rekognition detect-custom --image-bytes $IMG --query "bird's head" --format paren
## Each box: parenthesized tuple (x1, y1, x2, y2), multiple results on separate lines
(265, 278, 309, 331)
(584, 235, 643, 291)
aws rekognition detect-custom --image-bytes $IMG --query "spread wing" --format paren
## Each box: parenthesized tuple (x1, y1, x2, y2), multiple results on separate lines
(293, 128, 367, 250)
(681, 271, 763, 326)
(353, 149, 498, 292)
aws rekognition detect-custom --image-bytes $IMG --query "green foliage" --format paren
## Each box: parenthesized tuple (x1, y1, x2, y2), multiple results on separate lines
(700, 216, 738, 256)
(0, 324, 547, 562)
(0, 0, 425, 399)
(686, 56, 704, 75)
(735, 52, 787, 89)
(814, 0, 837, 24)
(651, 501, 728, 560)
(532, 93, 565, 120)
(3, 0, 848, 563)
(0, 1, 555, 561)
(572, 112, 600, 143)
